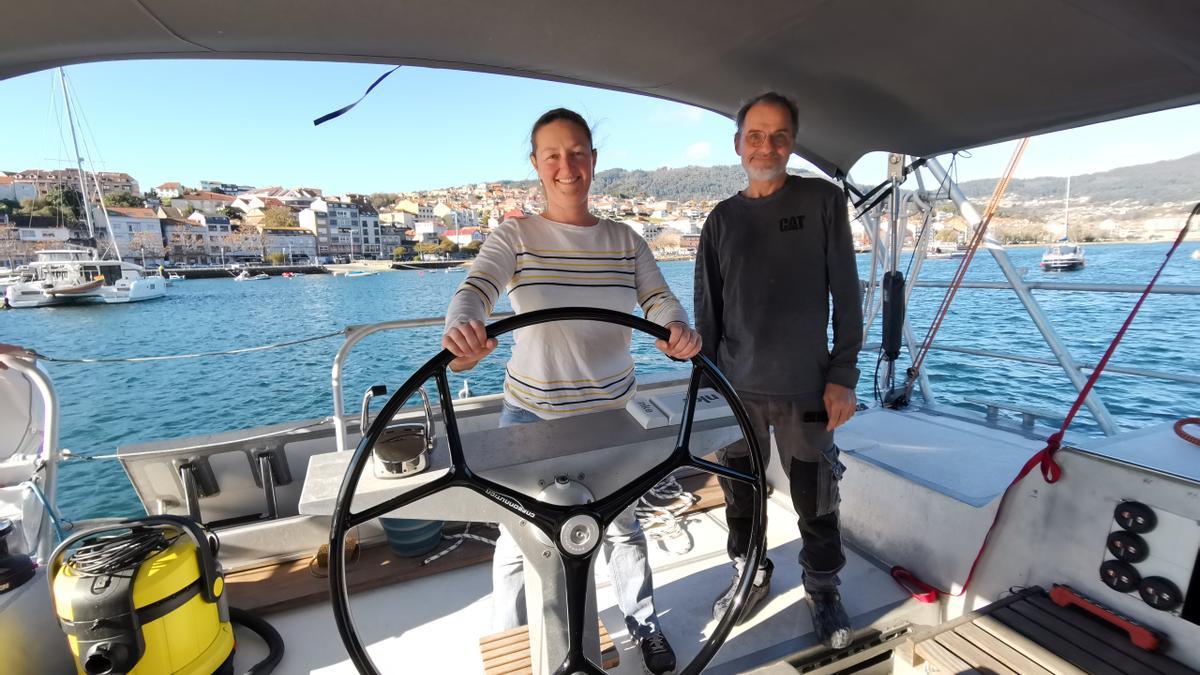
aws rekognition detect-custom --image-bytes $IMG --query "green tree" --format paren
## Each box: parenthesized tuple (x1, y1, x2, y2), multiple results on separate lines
(264, 251, 288, 265)
(437, 237, 459, 255)
(262, 206, 297, 229)
(370, 192, 401, 209)
(414, 242, 440, 257)
(463, 240, 482, 256)
(0, 199, 18, 214)
(391, 245, 409, 260)
(223, 206, 244, 222)
(934, 227, 960, 242)
(180, 204, 195, 218)
(26, 186, 85, 220)
(105, 192, 144, 207)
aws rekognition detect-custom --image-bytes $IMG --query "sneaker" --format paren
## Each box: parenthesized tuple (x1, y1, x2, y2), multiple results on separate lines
(805, 587, 852, 649)
(711, 558, 773, 624)
(634, 629, 676, 675)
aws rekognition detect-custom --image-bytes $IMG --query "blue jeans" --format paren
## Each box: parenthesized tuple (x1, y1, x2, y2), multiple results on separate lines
(492, 402, 660, 637)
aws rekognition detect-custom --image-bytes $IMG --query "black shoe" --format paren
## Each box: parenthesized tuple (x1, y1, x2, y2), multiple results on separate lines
(635, 629, 676, 675)
(711, 558, 773, 624)
(805, 587, 852, 649)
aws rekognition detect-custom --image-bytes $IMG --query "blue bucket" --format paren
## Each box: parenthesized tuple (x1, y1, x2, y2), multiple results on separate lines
(379, 518, 444, 557)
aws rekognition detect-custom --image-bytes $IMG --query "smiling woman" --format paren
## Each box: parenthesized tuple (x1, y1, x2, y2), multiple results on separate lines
(438, 106, 702, 674)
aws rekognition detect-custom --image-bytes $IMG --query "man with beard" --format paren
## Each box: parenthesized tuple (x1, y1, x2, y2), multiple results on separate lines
(694, 91, 863, 649)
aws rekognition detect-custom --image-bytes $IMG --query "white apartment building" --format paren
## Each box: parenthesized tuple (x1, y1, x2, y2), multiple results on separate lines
(444, 227, 484, 246)
(262, 227, 318, 262)
(414, 221, 445, 243)
(299, 197, 372, 258)
(172, 191, 236, 215)
(94, 206, 164, 263)
(0, 177, 38, 203)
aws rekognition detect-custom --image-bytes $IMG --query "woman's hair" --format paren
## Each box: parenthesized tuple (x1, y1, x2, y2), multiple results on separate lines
(530, 108, 593, 155)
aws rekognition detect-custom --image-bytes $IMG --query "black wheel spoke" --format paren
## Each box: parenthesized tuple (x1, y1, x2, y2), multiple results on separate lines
(590, 454, 683, 525)
(434, 366, 469, 469)
(690, 455, 758, 486)
(466, 472, 560, 535)
(346, 471, 455, 528)
(673, 365, 705, 453)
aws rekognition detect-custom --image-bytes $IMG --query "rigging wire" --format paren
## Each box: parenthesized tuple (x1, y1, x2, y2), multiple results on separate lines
(911, 139, 1030, 375)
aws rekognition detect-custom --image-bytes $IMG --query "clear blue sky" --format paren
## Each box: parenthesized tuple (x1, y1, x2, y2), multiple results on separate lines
(3, 59, 1198, 196)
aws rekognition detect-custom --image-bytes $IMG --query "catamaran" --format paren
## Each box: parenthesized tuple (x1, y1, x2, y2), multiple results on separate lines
(4, 248, 167, 308)
(1, 3, 1199, 675)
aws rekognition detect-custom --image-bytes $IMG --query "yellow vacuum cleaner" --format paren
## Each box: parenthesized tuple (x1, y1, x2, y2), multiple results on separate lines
(49, 515, 235, 675)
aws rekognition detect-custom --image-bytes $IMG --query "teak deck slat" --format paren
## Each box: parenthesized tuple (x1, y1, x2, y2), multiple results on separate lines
(913, 587, 1192, 675)
(915, 638, 984, 674)
(954, 622, 1053, 675)
(935, 630, 1020, 675)
(480, 623, 619, 674)
(226, 537, 494, 614)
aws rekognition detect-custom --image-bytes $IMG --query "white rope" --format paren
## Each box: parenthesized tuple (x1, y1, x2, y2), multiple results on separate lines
(420, 522, 498, 566)
(636, 474, 699, 554)
(31, 329, 347, 364)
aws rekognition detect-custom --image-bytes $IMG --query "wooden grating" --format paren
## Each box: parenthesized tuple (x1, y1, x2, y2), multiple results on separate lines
(480, 623, 619, 674)
(909, 587, 1194, 675)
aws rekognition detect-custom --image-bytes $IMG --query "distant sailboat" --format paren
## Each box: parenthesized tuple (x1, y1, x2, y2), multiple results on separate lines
(1040, 175, 1085, 271)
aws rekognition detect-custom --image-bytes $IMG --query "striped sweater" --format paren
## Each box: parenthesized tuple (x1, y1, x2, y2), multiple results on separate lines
(445, 214, 689, 418)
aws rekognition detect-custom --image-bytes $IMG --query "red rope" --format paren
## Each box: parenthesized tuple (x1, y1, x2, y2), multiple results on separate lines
(892, 205, 1195, 602)
(1175, 418, 1200, 447)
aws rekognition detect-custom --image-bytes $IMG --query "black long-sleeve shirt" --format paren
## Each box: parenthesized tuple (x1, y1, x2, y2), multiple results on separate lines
(694, 175, 863, 398)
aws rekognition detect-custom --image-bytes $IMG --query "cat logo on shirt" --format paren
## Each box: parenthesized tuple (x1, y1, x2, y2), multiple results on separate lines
(779, 215, 805, 231)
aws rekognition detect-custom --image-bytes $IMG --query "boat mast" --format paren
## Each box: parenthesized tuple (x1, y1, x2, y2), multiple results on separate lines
(1064, 175, 1071, 239)
(59, 68, 95, 244)
(59, 68, 123, 262)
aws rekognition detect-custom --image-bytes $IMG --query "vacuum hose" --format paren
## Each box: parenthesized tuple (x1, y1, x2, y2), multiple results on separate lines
(230, 607, 285, 675)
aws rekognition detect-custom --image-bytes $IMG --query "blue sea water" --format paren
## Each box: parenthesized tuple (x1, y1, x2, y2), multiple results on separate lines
(3, 242, 1198, 521)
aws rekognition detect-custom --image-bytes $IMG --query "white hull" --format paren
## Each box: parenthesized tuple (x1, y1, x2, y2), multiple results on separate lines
(1041, 244, 1085, 271)
(5, 274, 167, 308)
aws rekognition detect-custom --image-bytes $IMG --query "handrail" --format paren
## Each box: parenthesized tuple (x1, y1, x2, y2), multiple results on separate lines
(906, 280, 1200, 295)
(0, 353, 60, 563)
(864, 341, 1200, 386)
(330, 312, 515, 453)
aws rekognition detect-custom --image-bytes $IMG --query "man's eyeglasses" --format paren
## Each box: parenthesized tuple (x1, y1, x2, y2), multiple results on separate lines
(743, 131, 794, 148)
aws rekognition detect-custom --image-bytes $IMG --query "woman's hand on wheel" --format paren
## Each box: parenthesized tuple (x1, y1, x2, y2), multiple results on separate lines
(656, 322, 702, 360)
(442, 320, 497, 371)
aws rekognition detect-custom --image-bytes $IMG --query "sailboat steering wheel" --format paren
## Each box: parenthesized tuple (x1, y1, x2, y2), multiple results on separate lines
(328, 307, 768, 675)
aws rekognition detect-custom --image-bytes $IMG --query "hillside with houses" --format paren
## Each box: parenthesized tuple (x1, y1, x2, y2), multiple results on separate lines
(1, 152, 1195, 267)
